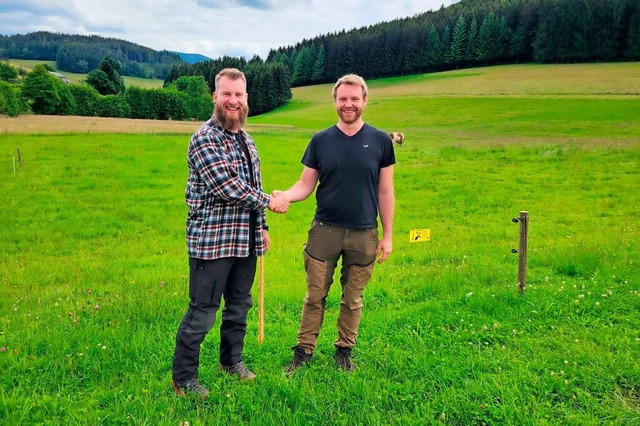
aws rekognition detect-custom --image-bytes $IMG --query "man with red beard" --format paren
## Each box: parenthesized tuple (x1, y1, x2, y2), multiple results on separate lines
(275, 74, 396, 375)
(172, 68, 288, 398)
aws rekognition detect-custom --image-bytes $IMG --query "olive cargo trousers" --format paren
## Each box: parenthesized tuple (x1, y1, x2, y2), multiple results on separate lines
(297, 222, 378, 351)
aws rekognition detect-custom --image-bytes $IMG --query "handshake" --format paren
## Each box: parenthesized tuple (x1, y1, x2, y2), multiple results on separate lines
(267, 190, 289, 214)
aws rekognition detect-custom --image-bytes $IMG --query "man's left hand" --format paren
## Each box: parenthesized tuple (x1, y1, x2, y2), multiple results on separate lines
(376, 236, 392, 264)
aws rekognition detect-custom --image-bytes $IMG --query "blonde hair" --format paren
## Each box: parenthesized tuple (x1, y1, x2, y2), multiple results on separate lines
(332, 74, 368, 100)
(215, 68, 246, 91)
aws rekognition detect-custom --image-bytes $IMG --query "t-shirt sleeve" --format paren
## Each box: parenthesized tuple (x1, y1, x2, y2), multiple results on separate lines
(381, 132, 396, 168)
(301, 136, 319, 169)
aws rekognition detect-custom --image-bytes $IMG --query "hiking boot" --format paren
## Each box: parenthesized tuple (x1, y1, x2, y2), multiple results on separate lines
(335, 347, 356, 373)
(285, 345, 313, 376)
(219, 362, 256, 381)
(171, 379, 210, 399)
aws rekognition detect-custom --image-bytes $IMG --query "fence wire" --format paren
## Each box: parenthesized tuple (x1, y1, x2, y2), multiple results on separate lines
(0, 155, 18, 175)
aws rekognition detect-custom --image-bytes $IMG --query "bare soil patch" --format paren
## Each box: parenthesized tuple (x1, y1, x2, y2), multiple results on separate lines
(1, 115, 200, 134)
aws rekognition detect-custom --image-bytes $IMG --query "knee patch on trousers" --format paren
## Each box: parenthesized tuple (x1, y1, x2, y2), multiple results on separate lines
(342, 262, 374, 310)
(184, 308, 216, 337)
(304, 251, 335, 304)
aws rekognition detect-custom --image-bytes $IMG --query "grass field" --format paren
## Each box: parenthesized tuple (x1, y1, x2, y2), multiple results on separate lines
(1, 64, 639, 425)
(7, 59, 166, 88)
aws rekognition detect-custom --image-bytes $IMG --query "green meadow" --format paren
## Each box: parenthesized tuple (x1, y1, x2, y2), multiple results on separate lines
(1, 64, 639, 425)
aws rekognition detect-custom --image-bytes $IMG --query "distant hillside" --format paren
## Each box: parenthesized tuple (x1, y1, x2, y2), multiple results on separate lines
(0, 31, 186, 79)
(174, 52, 211, 64)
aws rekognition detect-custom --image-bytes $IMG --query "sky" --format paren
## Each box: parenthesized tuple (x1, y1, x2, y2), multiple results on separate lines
(0, 0, 460, 60)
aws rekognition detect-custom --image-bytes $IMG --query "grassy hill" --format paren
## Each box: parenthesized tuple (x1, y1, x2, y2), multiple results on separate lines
(8, 58, 165, 89)
(1, 63, 639, 425)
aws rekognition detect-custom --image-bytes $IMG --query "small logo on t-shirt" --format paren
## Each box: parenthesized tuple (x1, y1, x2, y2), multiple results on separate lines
(363, 145, 369, 148)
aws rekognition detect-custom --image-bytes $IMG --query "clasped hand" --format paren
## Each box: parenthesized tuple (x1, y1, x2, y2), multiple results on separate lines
(268, 190, 289, 213)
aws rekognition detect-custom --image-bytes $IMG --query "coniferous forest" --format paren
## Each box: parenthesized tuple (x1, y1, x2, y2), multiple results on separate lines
(260, 0, 640, 87)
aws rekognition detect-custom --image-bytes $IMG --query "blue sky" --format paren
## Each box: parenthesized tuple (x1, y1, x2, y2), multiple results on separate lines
(0, 0, 459, 59)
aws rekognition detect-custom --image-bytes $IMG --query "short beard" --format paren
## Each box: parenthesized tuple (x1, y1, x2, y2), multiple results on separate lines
(214, 103, 249, 132)
(338, 108, 362, 125)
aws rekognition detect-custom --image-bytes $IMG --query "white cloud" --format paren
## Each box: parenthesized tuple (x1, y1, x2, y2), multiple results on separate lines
(0, 0, 460, 59)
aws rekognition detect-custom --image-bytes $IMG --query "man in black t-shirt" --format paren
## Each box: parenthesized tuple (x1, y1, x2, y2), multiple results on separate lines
(275, 74, 396, 375)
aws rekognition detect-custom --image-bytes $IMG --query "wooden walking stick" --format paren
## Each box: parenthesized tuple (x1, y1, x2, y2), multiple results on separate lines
(258, 255, 265, 344)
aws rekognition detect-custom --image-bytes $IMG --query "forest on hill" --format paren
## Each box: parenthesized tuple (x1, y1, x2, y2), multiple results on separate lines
(0, 32, 184, 79)
(260, 0, 640, 87)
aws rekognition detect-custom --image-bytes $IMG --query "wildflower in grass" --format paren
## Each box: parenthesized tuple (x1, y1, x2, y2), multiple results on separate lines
(0, 346, 6, 353)
(466, 292, 473, 298)
(595, 302, 600, 306)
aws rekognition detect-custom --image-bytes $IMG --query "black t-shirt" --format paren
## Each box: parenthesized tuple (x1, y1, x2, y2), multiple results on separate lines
(234, 132, 258, 251)
(301, 123, 396, 229)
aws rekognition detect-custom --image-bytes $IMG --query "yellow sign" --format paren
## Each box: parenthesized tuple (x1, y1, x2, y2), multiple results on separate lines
(410, 229, 430, 242)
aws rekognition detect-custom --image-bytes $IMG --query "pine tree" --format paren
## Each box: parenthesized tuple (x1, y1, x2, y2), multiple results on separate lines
(450, 15, 468, 68)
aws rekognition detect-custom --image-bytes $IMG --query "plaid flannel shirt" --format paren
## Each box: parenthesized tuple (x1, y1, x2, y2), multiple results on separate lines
(185, 118, 270, 260)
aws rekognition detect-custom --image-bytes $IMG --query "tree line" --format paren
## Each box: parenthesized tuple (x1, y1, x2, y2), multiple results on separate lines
(0, 54, 292, 119)
(262, 0, 640, 87)
(0, 31, 184, 79)
(0, 57, 212, 120)
(163, 56, 292, 116)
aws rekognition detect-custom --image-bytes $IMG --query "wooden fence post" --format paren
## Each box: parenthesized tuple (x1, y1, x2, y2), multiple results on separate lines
(517, 211, 529, 293)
